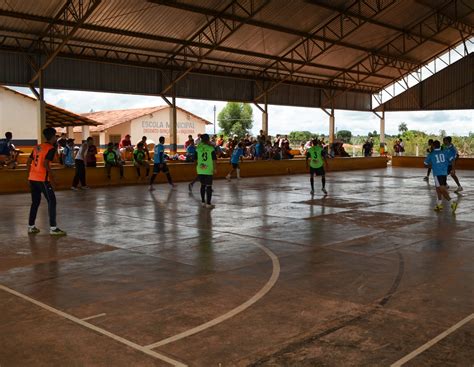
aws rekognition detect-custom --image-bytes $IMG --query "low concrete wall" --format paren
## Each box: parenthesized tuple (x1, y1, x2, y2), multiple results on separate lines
(0, 157, 387, 194)
(392, 156, 474, 169)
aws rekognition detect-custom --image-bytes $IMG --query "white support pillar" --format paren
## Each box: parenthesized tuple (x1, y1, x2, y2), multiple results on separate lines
(36, 71, 46, 143)
(379, 110, 385, 156)
(67, 126, 75, 139)
(262, 95, 268, 136)
(169, 96, 178, 154)
(99, 131, 106, 148)
(82, 125, 90, 142)
(329, 108, 335, 144)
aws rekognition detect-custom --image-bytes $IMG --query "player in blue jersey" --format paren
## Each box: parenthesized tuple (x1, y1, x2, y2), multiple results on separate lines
(149, 136, 175, 191)
(424, 140, 458, 213)
(226, 142, 244, 180)
(442, 136, 463, 193)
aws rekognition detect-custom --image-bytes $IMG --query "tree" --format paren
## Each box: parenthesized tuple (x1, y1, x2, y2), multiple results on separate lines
(398, 122, 408, 133)
(288, 131, 318, 144)
(217, 102, 253, 138)
(337, 129, 352, 143)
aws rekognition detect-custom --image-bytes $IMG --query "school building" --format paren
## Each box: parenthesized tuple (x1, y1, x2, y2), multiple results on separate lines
(0, 86, 99, 146)
(73, 106, 211, 148)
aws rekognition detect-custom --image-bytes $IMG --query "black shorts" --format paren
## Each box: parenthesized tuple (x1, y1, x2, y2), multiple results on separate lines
(198, 174, 213, 186)
(447, 165, 453, 174)
(434, 175, 447, 187)
(310, 167, 325, 176)
(153, 163, 169, 174)
(231, 162, 240, 169)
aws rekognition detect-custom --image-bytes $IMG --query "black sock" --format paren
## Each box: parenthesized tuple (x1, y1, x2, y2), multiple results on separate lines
(206, 185, 213, 204)
(136, 167, 140, 177)
(146, 168, 150, 177)
(200, 185, 206, 202)
(150, 174, 157, 185)
(322, 176, 326, 189)
(310, 177, 314, 191)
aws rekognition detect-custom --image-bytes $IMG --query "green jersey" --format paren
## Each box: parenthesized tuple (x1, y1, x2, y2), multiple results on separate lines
(307, 146, 324, 169)
(133, 149, 145, 163)
(196, 143, 215, 175)
(103, 150, 117, 164)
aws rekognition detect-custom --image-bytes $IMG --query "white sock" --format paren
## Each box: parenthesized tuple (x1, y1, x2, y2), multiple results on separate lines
(50, 226, 57, 230)
(28, 225, 35, 229)
(437, 199, 442, 205)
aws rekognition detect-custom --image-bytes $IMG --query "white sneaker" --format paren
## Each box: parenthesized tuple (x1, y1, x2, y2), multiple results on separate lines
(226, 175, 231, 181)
(81, 186, 90, 190)
(206, 204, 215, 209)
(71, 186, 78, 191)
(455, 186, 463, 193)
(201, 202, 206, 207)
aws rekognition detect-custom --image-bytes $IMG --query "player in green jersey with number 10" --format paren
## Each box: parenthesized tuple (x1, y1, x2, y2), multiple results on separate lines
(306, 139, 328, 195)
(195, 134, 217, 208)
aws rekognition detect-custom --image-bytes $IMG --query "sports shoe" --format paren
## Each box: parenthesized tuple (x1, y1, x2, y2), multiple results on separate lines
(454, 186, 463, 193)
(169, 183, 176, 190)
(451, 201, 458, 214)
(205, 204, 215, 209)
(322, 188, 328, 195)
(188, 183, 193, 192)
(423, 176, 429, 181)
(201, 202, 206, 207)
(28, 226, 40, 234)
(71, 186, 78, 191)
(149, 186, 155, 191)
(81, 186, 90, 190)
(226, 175, 231, 181)
(310, 190, 314, 195)
(50, 228, 67, 236)
(433, 204, 443, 211)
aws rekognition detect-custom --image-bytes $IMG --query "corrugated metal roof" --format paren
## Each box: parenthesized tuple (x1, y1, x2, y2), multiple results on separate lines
(0, 0, 471, 108)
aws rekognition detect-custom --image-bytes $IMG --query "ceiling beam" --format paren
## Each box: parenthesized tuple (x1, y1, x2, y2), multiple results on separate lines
(0, 8, 403, 81)
(253, 0, 399, 102)
(28, 0, 102, 84)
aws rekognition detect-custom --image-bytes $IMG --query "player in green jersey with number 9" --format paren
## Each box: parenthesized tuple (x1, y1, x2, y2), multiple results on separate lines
(195, 134, 217, 208)
(305, 139, 329, 195)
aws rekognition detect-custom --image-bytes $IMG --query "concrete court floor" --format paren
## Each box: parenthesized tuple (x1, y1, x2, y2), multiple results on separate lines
(0, 167, 473, 367)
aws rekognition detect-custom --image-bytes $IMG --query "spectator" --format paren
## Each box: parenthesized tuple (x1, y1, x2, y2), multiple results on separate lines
(393, 139, 402, 156)
(195, 133, 202, 145)
(399, 138, 405, 156)
(119, 134, 133, 159)
(184, 135, 193, 149)
(137, 136, 151, 160)
(133, 142, 149, 178)
(0, 131, 22, 168)
(362, 138, 374, 157)
(186, 139, 196, 162)
(299, 143, 307, 156)
(104, 142, 124, 179)
(71, 137, 91, 190)
(57, 133, 67, 164)
(62, 138, 76, 168)
(216, 134, 225, 147)
(86, 138, 98, 167)
(113, 143, 124, 164)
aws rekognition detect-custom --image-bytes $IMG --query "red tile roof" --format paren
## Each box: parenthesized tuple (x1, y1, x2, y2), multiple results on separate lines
(81, 106, 212, 132)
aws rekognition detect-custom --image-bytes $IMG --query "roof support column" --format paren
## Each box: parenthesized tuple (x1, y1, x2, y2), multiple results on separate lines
(169, 95, 178, 154)
(262, 95, 268, 136)
(254, 95, 268, 136)
(67, 126, 75, 139)
(99, 131, 106, 149)
(322, 107, 335, 144)
(82, 125, 90, 143)
(36, 70, 46, 144)
(373, 110, 385, 156)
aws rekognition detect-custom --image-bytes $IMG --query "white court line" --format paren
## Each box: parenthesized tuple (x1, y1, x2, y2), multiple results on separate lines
(390, 312, 474, 367)
(81, 313, 107, 321)
(145, 242, 280, 349)
(0, 284, 187, 367)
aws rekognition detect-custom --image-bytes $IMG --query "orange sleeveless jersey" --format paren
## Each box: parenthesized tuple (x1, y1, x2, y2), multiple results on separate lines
(28, 143, 55, 182)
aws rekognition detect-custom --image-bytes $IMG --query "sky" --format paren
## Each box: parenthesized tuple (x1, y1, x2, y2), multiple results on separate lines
(10, 86, 473, 137)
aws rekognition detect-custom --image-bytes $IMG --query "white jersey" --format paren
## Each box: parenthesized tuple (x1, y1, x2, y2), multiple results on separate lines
(75, 143, 87, 161)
